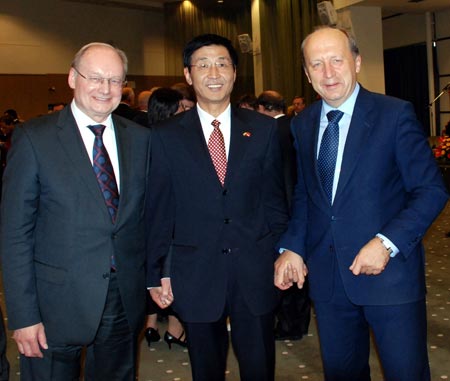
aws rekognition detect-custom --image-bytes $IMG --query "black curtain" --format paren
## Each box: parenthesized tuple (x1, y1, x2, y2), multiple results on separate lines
(384, 44, 430, 135)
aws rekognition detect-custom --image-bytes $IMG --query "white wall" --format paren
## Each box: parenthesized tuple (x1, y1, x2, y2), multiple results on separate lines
(341, 6, 385, 94)
(0, 0, 165, 75)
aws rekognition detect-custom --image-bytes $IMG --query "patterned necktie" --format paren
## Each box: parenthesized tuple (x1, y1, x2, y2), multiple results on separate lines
(87, 124, 120, 223)
(317, 110, 344, 203)
(208, 119, 227, 186)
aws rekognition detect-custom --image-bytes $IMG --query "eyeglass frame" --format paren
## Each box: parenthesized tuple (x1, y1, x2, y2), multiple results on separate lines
(72, 66, 127, 88)
(189, 58, 235, 72)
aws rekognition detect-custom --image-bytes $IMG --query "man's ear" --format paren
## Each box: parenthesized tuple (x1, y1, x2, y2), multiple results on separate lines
(184, 67, 192, 86)
(68, 68, 76, 90)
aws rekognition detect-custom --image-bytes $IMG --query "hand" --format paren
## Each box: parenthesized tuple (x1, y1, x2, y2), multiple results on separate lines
(13, 322, 48, 358)
(274, 249, 308, 290)
(149, 278, 174, 309)
(349, 237, 390, 276)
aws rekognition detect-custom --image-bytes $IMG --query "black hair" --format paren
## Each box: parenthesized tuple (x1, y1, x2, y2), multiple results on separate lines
(237, 93, 258, 110)
(147, 87, 183, 126)
(4, 109, 18, 120)
(183, 34, 238, 70)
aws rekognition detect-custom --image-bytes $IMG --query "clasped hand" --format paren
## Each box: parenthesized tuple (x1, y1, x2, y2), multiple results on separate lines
(274, 250, 308, 290)
(149, 278, 174, 309)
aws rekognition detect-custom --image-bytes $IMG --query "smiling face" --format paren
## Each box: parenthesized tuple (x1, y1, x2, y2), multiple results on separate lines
(68, 45, 125, 123)
(303, 28, 361, 108)
(184, 45, 236, 116)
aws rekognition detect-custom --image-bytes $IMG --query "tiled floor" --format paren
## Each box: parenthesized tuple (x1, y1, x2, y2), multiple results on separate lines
(2, 202, 450, 380)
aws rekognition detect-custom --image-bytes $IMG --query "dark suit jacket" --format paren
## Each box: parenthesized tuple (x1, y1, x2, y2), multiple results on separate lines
(0, 106, 151, 342)
(279, 86, 448, 305)
(276, 115, 297, 212)
(113, 103, 139, 120)
(146, 107, 288, 322)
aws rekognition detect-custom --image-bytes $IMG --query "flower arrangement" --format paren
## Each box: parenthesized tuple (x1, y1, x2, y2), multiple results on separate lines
(434, 135, 450, 162)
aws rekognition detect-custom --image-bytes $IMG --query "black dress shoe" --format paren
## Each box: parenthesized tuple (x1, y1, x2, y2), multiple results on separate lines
(144, 328, 161, 347)
(164, 330, 187, 349)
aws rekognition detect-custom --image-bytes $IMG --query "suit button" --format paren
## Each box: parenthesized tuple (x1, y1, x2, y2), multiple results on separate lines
(111, 233, 117, 239)
(103, 273, 110, 279)
(222, 248, 231, 254)
(224, 218, 231, 224)
(329, 245, 334, 252)
(222, 189, 228, 195)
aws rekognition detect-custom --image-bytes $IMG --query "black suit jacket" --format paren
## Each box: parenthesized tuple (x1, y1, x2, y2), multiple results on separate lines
(276, 115, 297, 211)
(113, 103, 139, 120)
(146, 107, 288, 322)
(0, 106, 151, 342)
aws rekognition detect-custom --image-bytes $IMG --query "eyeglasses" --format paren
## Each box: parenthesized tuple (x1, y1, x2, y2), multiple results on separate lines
(73, 67, 126, 88)
(190, 60, 234, 71)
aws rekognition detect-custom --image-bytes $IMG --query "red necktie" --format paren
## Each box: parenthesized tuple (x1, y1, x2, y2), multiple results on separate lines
(208, 119, 227, 186)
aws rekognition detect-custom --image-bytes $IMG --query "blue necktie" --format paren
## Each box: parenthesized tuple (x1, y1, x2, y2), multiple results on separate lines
(317, 110, 344, 203)
(87, 124, 120, 222)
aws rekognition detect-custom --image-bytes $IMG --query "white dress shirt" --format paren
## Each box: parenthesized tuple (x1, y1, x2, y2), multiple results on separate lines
(71, 100, 121, 192)
(197, 103, 231, 157)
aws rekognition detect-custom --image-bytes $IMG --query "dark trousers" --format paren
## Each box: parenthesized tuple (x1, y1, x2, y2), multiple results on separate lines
(0, 307, 9, 381)
(314, 268, 430, 381)
(19, 272, 137, 381)
(183, 262, 275, 381)
(184, 308, 275, 381)
(275, 279, 311, 338)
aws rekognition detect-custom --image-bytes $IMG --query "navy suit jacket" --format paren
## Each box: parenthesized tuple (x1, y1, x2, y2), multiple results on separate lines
(146, 107, 288, 322)
(0, 106, 151, 342)
(279, 86, 448, 305)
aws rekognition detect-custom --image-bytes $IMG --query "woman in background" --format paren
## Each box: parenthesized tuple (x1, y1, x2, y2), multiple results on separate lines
(144, 87, 187, 349)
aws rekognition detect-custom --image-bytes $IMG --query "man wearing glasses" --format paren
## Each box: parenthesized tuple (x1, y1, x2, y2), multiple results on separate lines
(0, 42, 151, 379)
(147, 34, 288, 381)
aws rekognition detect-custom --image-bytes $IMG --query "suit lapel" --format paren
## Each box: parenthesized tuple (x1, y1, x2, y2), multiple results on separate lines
(178, 110, 222, 187)
(56, 108, 116, 222)
(225, 108, 252, 187)
(334, 88, 374, 202)
(112, 115, 130, 223)
(300, 103, 328, 206)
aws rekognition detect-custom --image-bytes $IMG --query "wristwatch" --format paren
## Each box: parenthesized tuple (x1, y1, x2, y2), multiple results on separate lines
(377, 236, 393, 256)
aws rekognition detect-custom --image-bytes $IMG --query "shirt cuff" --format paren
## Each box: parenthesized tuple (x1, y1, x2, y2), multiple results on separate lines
(376, 233, 399, 257)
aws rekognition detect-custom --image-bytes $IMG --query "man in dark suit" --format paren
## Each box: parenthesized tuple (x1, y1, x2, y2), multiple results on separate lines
(147, 34, 288, 381)
(274, 26, 448, 381)
(0, 42, 151, 380)
(113, 87, 139, 120)
(256, 90, 311, 340)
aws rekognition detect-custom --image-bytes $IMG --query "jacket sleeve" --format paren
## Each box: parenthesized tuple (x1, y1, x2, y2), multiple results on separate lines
(379, 101, 448, 257)
(0, 126, 42, 329)
(145, 128, 175, 287)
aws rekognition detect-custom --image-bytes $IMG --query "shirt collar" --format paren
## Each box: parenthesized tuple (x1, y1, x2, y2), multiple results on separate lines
(70, 100, 113, 130)
(321, 82, 360, 118)
(196, 103, 231, 128)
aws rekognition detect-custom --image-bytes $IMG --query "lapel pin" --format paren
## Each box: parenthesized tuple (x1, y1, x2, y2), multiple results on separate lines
(243, 131, 251, 137)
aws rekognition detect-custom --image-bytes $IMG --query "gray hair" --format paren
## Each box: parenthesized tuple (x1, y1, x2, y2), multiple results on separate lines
(301, 26, 359, 67)
(71, 42, 128, 78)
